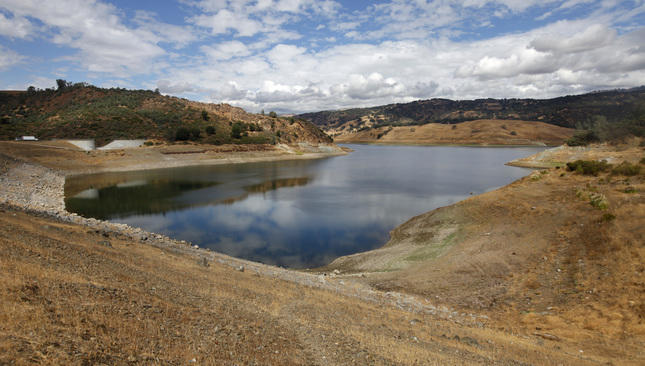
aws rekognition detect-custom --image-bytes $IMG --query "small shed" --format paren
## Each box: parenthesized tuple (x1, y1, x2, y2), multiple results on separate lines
(15, 136, 38, 141)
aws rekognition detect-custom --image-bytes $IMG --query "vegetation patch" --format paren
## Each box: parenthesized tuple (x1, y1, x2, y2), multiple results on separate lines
(566, 160, 610, 176)
(611, 161, 641, 176)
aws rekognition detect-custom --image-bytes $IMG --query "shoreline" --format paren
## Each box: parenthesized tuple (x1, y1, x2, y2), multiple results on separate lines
(0, 142, 473, 321)
(2, 141, 643, 363)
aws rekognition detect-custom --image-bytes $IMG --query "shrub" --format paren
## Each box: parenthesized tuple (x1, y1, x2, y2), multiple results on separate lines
(175, 127, 190, 141)
(231, 122, 245, 139)
(611, 161, 641, 176)
(600, 213, 616, 222)
(566, 130, 599, 146)
(590, 192, 609, 210)
(201, 110, 209, 121)
(510, 131, 517, 136)
(566, 160, 610, 176)
(640, 157, 645, 165)
(143, 141, 154, 146)
(189, 128, 200, 141)
(268, 111, 278, 118)
(205, 125, 215, 135)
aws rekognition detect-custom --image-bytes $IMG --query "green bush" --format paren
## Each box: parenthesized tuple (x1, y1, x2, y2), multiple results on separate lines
(205, 125, 215, 135)
(600, 213, 616, 222)
(201, 110, 209, 121)
(268, 111, 278, 118)
(231, 122, 245, 139)
(566, 160, 610, 176)
(175, 127, 190, 141)
(566, 130, 599, 146)
(640, 157, 645, 165)
(611, 161, 641, 176)
(510, 131, 517, 136)
(189, 128, 200, 141)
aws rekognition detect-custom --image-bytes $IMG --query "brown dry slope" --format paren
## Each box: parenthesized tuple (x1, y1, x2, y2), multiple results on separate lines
(327, 144, 645, 364)
(332, 119, 575, 146)
(1, 206, 610, 366)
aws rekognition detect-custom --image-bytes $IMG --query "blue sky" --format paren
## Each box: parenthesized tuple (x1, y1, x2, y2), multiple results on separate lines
(1, 0, 644, 113)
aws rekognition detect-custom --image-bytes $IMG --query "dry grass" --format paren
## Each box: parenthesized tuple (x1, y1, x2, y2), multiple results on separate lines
(0, 206, 620, 365)
(333, 119, 575, 146)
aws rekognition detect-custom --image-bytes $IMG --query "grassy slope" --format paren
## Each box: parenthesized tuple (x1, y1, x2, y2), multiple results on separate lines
(0, 86, 331, 146)
(0, 206, 620, 365)
(332, 119, 576, 146)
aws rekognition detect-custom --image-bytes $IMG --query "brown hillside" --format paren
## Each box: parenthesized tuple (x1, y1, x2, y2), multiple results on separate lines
(332, 119, 575, 146)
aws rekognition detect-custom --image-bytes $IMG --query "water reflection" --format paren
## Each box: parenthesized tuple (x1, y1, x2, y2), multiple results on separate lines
(65, 145, 544, 268)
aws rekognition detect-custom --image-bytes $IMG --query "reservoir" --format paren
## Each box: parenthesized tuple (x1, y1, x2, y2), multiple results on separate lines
(65, 145, 544, 268)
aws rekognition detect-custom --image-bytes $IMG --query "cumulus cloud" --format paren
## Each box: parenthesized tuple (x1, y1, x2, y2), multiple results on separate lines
(0, 12, 34, 38)
(530, 23, 616, 54)
(0, 45, 23, 70)
(0, 0, 178, 75)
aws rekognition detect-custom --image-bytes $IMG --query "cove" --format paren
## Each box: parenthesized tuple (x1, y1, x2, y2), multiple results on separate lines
(65, 144, 544, 268)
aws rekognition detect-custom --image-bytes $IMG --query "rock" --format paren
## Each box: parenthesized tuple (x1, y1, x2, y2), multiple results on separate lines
(199, 257, 210, 267)
(236, 265, 245, 272)
(98, 240, 112, 248)
(333, 269, 340, 275)
(533, 332, 561, 341)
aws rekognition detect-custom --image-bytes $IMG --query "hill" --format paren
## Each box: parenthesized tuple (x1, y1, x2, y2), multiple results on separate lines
(297, 87, 645, 144)
(0, 83, 331, 146)
(332, 119, 575, 146)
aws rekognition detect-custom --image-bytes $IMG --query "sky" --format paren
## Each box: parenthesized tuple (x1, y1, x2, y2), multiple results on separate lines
(0, 1, 644, 114)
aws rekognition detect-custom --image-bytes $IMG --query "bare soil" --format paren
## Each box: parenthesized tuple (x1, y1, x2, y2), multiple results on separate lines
(0, 141, 346, 175)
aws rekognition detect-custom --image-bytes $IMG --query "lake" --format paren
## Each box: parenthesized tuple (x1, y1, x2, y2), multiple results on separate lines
(65, 144, 544, 268)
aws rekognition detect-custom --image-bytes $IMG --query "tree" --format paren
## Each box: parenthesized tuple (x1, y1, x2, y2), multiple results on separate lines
(268, 111, 277, 118)
(201, 110, 209, 121)
(26, 86, 36, 94)
(189, 128, 201, 141)
(231, 122, 245, 139)
(175, 127, 190, 141)
(56, 79, 71, 91)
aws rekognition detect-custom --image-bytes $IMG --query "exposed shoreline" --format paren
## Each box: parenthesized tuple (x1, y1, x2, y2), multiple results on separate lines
(0, 141, 469, 318)
(2, 140, 643, 364)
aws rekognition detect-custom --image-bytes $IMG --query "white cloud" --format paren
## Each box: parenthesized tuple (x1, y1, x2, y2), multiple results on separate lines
(202, 41, 252, 60)
(0, 45, 23, 70)
(530, 23, 616, 54)
(0, 12, 34, 38)
(0, 0, 178, 76)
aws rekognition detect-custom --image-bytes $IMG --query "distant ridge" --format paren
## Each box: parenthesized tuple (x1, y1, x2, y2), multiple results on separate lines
(296, 87, 645, 131)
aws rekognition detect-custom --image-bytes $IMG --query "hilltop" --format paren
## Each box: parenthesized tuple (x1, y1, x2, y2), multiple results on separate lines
(297, 87, 645, 145)
(0, 82, 331, 146)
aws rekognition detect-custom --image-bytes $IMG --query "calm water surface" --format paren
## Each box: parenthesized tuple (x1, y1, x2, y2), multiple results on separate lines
(65, 145, 543, 268)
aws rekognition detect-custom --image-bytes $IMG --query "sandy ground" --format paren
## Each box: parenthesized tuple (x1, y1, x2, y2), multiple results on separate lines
(1, 140, 644, 364)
